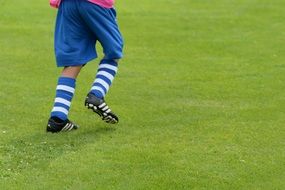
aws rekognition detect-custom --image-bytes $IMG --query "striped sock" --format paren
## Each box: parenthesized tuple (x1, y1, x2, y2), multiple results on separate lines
(90, 59, 118, 99)
(50, 77, 76, 121)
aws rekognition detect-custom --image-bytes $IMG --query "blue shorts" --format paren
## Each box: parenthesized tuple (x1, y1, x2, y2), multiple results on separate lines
(54, 0, 124, 67)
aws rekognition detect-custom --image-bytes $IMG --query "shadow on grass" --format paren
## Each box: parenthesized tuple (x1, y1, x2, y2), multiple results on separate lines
(0, 124, 117, 179)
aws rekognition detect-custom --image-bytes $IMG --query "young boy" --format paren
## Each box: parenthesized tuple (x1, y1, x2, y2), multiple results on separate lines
(46, 0, 123, 133)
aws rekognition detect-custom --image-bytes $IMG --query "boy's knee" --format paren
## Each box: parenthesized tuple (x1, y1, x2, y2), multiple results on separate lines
(104, 50, 123, 61)
(104, 42, 124, 61)
(101, 58, 121, 65)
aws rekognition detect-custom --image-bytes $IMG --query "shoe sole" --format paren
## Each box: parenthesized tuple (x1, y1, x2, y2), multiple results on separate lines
(47, 121, 79, 133)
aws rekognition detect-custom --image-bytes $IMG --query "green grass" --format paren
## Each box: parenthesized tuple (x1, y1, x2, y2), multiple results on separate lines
(0, 0, 285, 189)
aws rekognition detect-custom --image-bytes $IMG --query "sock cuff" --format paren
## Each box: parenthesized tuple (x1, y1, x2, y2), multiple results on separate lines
(58, 77, 76, 88)
(100, 59, 118, 67)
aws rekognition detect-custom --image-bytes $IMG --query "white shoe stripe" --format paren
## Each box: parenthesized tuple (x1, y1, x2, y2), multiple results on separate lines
(102, 106, 109, 111)
(94, 79, 109, 91)
(68, 124, 74, 131)
(57, 85, 75, 94)
(91, 86, 105, 96)
(98, 64, 118, 73)
(99, 103, 106, 108)
(55, 98, 71, 107)
(51, 107, 68, 115)
(62, 123, 70, 131)
(96, 71, 114, 82)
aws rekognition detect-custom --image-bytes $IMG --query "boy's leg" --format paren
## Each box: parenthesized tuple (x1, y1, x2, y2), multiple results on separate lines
(47, 0, 97, 132)
(51, 66, 82, 121)
(61, 66, 82, 78)
(47, 66, 82, 133)
(90, 59, 118, 99)
(80, 3, 123, 124)
(85, 59, 119, 124)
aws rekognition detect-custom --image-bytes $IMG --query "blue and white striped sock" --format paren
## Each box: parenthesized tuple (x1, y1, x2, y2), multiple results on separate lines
(90, 59, 118, 99)
(50, 77, 76, 121)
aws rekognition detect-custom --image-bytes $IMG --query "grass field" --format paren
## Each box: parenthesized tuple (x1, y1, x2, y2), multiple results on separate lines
(0, 0, 285, 189)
